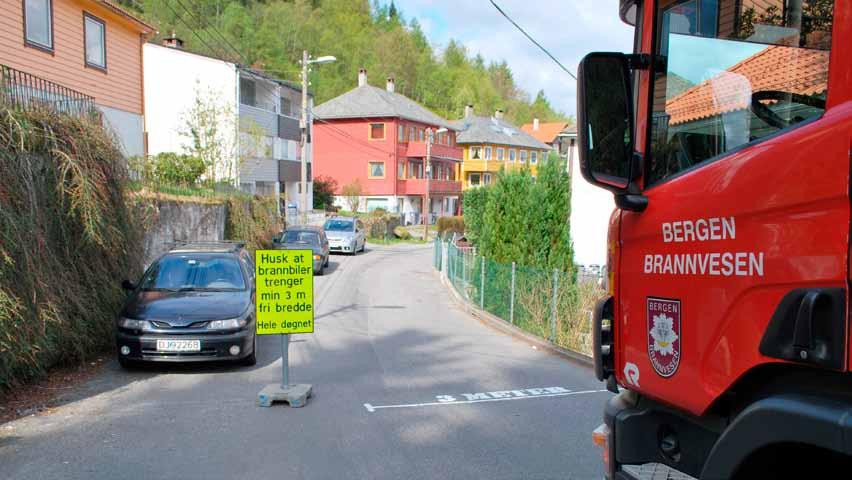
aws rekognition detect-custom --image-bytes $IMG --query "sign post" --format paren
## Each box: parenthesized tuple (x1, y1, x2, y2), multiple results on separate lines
(255, 249, 314, 408)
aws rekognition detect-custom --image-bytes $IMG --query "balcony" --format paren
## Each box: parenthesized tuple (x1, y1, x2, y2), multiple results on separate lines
(400, 141, 463, 161)
(397, 179, 462, 195)
(1, 64, 97, 118)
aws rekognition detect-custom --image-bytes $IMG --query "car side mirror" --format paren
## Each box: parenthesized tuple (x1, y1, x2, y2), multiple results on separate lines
(121, 280, 136, 291)
(577, 52, 636, 193)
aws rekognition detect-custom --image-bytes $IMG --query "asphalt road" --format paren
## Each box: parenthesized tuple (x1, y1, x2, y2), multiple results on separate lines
(0, 244, 609, 479)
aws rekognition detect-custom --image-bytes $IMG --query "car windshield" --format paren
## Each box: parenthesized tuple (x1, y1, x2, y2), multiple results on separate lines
(139, 255, 246, 291)
(283, 230, 320, 244)
(324, 219, 354, 232)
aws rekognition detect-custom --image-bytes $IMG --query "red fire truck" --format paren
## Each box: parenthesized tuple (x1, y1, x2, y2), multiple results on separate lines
(578, 1, 852, 478)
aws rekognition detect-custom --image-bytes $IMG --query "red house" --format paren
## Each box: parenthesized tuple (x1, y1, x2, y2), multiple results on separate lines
(313, 69, 462, 224)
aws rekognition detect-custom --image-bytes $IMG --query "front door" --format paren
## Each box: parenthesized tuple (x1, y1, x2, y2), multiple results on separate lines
(618, 0, 846, 415)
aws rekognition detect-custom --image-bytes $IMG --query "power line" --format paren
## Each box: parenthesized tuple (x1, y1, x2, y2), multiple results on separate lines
(160, 1, 228, 60)
(175, 0, 248, 65)
(488, 0, 577, 80)
(311, 113, 394, 159)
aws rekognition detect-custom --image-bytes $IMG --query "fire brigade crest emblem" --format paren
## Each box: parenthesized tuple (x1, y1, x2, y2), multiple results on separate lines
(647, 297, 681, 377)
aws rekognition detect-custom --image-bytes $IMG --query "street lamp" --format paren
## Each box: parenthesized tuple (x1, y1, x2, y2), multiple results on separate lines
(424, 126, 448, 241)
(300, 51, 336, 223)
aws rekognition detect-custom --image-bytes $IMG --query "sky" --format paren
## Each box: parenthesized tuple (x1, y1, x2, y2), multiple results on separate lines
(392, 0, 635, 117)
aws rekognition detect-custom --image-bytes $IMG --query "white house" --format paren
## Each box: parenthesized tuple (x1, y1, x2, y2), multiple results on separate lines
(143, 39, 313, 209)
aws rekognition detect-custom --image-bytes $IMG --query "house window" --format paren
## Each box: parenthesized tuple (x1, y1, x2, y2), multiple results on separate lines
(483, 173, 492, 185)
(280, 97, 293, 116)
(398, 124, 405, 142)
(530, 151, 538, 164)
(469, 173, 481, 186)
(508, 149, 516, 162)
(520, 150, 527, 163)
(470, 147, 482, 160)
(240, 78, 256, 106)
(496, 148, 504, 161)
(398, 162, 405, 179)
(83, 13, 106, 70)
(24, 0, 52, 51)
(369, 162, 385, 178)
(410, 161, 423, 179)
(418, 129, 425, 142)
(484, 147, 492, 160)
(369, 123, 385, 140)
(408, 127, 415, 142)
(366, 198, 387, 212)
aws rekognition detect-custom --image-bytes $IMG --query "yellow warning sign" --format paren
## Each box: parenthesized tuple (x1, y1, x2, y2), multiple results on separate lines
(255, 249, 314, 335)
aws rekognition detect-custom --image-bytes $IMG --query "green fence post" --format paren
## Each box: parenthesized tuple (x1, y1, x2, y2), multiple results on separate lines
(510, 262, 516, 325)
(551, 269, 558, 343)
(480, 256, 485, 309)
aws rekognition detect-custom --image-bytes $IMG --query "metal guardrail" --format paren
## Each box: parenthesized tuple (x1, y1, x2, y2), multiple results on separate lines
(1, 64, 97, 118)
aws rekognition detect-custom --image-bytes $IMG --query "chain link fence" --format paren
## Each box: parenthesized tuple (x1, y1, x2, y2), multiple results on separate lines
(436, 239, 598, 356)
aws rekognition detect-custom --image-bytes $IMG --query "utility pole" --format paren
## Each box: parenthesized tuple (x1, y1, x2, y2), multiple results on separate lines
(299, 50, 309, 224)
(424, 127, 432, 241)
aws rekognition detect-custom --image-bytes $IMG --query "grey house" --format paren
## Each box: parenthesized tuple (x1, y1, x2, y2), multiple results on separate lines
(143, 41, 313, 210)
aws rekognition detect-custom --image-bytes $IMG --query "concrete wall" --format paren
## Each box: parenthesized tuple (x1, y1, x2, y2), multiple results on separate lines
(141, 200, 227, 267)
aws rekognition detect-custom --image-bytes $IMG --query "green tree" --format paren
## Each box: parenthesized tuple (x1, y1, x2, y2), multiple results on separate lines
(313, 175, 338, 209)
(461, 186, 489, 245)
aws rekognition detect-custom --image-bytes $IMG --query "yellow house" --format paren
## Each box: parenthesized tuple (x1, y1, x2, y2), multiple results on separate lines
(453, 106, 551, 189)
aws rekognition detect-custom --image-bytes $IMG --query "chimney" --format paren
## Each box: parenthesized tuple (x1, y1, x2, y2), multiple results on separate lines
(494, 109, 504, 120)
(533, 118, 540, 131)
(162, 31, 184, 49)
(358, 68, 367, 87)
(386, 76, 395, 93)
(464, 104, 474, 118)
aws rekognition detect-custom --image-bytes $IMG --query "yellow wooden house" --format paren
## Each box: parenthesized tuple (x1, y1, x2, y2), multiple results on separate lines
(453, 106, 551, 189)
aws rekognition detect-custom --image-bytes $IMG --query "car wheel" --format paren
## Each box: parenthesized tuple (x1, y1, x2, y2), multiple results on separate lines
(317, 265, 324, 276)
(118, 356, 134, 370)
(242, 338, 257, 366)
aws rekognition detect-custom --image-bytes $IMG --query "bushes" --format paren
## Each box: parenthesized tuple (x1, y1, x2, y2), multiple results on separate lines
(462, 153, 574, 276)
(436, 216, 464, 238)
(0, 106, 142, 392)
(313, 175, 337, 210)
(130, 152, 206, 186)
(224, 196, 280, 255)
(461, 187, 488, 244)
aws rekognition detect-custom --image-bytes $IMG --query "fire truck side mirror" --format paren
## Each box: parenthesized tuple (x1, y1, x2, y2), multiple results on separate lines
(577, 52, 635, 195)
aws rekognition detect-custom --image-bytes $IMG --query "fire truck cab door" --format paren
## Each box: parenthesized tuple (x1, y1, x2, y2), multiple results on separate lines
(617, 0, 848, 415)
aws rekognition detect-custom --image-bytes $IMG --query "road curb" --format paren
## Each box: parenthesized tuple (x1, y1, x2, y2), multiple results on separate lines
(436, 269, 594, 368)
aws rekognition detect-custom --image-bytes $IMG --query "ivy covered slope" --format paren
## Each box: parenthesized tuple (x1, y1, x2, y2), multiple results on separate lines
(0, 106, 143, 391)
(127, 0, 567, 124)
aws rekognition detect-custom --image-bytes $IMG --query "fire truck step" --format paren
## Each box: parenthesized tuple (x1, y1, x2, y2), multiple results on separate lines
(621, 463, 697, 480)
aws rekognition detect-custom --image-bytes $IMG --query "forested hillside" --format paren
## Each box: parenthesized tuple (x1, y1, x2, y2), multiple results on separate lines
(126, 0, 567, 124)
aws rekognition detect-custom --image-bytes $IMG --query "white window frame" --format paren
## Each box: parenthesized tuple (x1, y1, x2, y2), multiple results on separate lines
(471, 147, 482, 160)
(508, 149, 516, 162)
(469, 172, 481, 186)
(484, 146, 492, 160)
(520, 150, 528, 163)
(530, 151, 538, 164)
(496, 147, 504, 161)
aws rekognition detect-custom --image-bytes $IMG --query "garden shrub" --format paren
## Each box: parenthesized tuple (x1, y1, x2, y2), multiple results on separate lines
(0, 106, 143, 392)
(436, 216, 464, 237)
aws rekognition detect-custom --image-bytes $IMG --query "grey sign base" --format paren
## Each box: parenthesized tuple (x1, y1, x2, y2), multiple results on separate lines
(258, 383, 313, 408)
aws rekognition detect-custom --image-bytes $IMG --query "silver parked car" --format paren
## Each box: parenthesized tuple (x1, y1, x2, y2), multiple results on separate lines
(324, 217, 366, 254)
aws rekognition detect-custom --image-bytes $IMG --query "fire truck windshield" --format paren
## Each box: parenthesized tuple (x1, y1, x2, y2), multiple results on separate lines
(646, 0, 834, 186)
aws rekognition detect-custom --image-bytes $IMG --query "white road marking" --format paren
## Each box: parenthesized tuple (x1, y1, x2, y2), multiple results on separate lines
(363, 388, 609, 413)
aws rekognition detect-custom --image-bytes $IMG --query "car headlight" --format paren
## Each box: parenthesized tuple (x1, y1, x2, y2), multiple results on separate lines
(207, 314, 249, 330)
(118, 317, 152, 331)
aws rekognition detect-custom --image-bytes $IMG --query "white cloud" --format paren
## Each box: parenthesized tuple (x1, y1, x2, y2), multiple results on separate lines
(396, 0, 634, 116)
